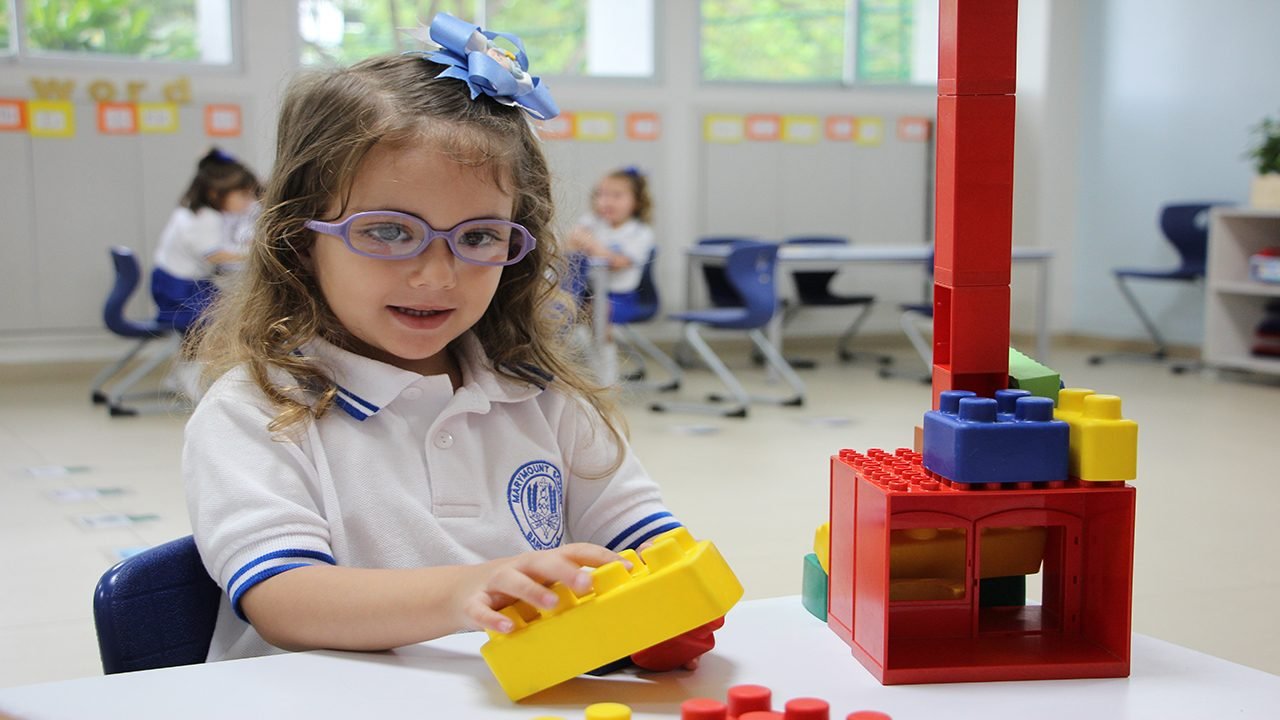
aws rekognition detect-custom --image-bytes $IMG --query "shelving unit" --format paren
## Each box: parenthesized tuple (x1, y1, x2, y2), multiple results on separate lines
(1203, 208, 1280, 375)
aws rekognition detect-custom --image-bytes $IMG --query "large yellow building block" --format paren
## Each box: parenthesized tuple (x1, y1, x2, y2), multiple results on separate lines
(480, 527, 744, 700)
(1054, 388, 1138, 482)
(813, 522, 830, 574)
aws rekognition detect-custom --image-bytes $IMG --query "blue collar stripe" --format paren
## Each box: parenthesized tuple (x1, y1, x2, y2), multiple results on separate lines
(605, 511, 673, 551)
(333, 394, 370, 421)
(335, 385, 380, 415)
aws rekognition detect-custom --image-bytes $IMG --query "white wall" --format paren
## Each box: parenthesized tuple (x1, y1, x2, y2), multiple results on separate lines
(1073, 0, 1279, 345)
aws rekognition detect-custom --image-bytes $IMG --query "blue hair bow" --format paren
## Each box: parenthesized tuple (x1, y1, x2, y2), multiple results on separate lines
(409, 13, 559, 121)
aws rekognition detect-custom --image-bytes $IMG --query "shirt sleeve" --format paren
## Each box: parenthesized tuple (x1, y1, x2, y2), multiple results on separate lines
(558, 397, 683, 552)
(184, 372, 336, 621)
(182, 208, 229, 261)
(616, 223, 655, 266)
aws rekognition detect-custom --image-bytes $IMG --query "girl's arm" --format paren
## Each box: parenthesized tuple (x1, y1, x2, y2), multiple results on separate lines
(240, 543, 621, 652)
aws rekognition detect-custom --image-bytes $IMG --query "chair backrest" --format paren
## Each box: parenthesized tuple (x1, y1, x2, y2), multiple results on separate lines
(104, 247, 146, 337)
(611, 248, 661, 325)
(1159, 203, 1216, 276)
(720, 241, 781, 329)
(698, 236, 754, 307)
(784, 236, 849, 304)
(93, 535, 221, 674)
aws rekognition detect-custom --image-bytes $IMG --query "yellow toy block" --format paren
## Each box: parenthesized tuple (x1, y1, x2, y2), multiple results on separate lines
(585, 703, 631, 719)
(480, 527, 743, 700)
(813, 522, 830, 574)
(1054, 388, 1138, 482)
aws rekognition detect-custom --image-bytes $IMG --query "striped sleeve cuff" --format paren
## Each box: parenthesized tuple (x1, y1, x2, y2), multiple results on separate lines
(603, 511, 684, 552)
(226, 548, 336, 621)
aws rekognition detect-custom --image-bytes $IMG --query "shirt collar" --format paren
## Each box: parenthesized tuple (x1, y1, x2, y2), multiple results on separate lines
(303, 333, 546, 422)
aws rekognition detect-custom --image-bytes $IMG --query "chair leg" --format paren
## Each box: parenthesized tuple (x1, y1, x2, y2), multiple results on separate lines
(1088, 275, 1170, 366)
(743, 329, 806, 407)
(90, 338, 152, 404)
(878, 311, 932, 384)
(616, 325, 682, 392)
(105, 334, 183, 416)
(836, 303, 893, 366)
(650, 324, 749, 418)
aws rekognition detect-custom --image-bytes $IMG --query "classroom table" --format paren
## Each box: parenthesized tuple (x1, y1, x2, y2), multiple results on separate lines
(685, 245, 1055, 364)
(1, 596, 1275, 719)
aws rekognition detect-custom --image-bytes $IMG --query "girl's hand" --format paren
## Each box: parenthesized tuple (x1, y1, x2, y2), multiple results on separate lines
(461, 543, 624, 633)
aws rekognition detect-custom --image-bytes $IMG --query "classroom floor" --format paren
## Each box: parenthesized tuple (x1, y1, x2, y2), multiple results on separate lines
(1, 341, 1278, 689)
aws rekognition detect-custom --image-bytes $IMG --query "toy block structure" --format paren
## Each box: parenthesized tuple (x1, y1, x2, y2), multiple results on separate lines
(1054, 388, 1139, 482)
(480, 527, 742, 700)
(802, 553, 828, 621)
(1008, 347, 1061, 402)
(922, 390, 1069, 486)
(681, 684, 891, 720)
(827, 448, 1135, 684)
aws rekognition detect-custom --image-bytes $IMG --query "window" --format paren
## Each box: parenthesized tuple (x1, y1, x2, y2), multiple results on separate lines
(701, 0, 937, 86)
(299, 0, 655, 77)
(19, 0, 232, 64)
(1, 1, 11, 54)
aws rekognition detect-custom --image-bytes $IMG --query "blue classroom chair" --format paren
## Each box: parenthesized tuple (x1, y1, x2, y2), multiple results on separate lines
(651, 241, 805, 418)
(93, 535, 221, 674)
(610, 249, 682, 392)
(782, 236, 893, 367)
(91, 247, 183, 416)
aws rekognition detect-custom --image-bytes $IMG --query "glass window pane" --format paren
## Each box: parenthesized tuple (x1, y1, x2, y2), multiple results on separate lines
(856, 0, 912, 83)
(299, 0, 472, 67)
(701, 0, 846, 83)
(1, 3, 11, 54)
(485, 0, 586, 76)
(23, 0, 232, 63)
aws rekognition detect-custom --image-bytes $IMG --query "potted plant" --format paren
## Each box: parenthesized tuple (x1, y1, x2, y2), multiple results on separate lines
(1248, 114, 1280, 208)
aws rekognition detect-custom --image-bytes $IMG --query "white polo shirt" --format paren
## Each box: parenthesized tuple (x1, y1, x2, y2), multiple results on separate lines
(154, 207, 227, 280)
(575, 214, 655, 294)
(184, 333, 680, 662)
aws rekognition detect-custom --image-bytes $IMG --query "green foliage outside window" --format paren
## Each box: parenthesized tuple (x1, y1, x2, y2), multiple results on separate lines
(24, 0, 200, 60)
(486, 0, 585, 76)
(856, 0, 912, 83)
(702, 0, 846, 82)
(1, 5, 11, 52)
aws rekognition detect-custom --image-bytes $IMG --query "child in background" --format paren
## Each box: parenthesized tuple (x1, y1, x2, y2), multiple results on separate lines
(152, 149, 261, 331)
(568, 167, 656, 299)
(184, 14, 716, 670)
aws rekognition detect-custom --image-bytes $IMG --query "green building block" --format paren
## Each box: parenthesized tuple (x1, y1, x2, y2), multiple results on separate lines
(801, 552, 827, 621)
(1008, 347, 1061, 404)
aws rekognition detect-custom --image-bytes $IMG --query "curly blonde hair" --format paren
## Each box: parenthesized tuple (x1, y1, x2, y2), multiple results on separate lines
(189, 53, 623, 452)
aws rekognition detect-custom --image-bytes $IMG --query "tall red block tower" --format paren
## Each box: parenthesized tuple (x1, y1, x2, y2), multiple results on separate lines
(932, 0, 1018, 405)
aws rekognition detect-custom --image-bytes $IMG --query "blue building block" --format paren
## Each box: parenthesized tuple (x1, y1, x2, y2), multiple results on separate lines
(923, 390, 1069, 485)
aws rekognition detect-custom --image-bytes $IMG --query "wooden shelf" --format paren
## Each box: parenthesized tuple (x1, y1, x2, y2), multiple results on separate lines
(1204, 208, 1280, 376)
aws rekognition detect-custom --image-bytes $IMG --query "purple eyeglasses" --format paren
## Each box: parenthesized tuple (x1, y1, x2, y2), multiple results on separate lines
(305, 211, 536, 266)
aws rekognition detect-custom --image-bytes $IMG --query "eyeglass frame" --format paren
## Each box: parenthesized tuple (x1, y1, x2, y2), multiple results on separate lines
(304, 210, 537, 267)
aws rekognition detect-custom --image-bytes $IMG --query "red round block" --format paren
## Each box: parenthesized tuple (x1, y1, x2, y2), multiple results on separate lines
(846, 712, 892, 720)
(681, 698, 728, 720)
(727, 684, 772, 715)
(738, 713, 783, 720)
(784, 697, 830, 720)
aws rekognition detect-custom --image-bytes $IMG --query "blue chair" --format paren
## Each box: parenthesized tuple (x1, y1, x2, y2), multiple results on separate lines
(1089, 202, 1221, 372)
(610, 249, 682, 392)
(651, 241, 805, 418)
(93, 535, 222, 674)
(91, 247, 182, 416)
(878, 249, 934, 384)
(782, 236, 892, 367)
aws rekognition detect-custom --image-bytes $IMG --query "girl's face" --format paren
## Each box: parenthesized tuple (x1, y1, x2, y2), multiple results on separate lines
(308, 141, 512, 377)
(221, 189, 257, 215)
(592, 176, 637, 227)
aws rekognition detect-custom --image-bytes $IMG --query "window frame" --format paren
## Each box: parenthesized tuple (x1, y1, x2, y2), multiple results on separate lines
(697, 0, 935, 90)
(1, 0, 243, 74)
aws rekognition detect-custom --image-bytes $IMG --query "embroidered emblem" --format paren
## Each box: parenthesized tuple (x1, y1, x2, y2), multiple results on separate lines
(507, 460, 564, 550)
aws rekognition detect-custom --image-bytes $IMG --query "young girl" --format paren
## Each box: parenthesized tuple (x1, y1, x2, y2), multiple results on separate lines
(184, 15, 714, 669)
(568, 167, 656, 297)
(152, 149, 260, 331)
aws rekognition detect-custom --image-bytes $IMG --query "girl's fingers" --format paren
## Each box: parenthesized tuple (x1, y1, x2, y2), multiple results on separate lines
(466, 601, 516, 633)
(487, 567, 563, 610)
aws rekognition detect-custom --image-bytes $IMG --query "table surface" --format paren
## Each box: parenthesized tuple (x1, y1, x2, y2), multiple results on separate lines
(1, 597, 1276, 719)
(687, 244, 1053, 263)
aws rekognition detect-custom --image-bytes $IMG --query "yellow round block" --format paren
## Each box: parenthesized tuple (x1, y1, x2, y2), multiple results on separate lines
(585, 702, 632, 719)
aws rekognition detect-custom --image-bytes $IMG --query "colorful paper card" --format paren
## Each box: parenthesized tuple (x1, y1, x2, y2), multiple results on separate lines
(138, 103, 179, 134)
(574, 111, 615, 142)
(854, 116, 884, 147)
(897, 116, 932, 142)
(625, 112, 660, 141)
(538, 113, 575, 140)
(744, 114, 781, 142)
(782, 115, 820, 144)
(205, 104, 242, 137)
(0, 99, 27, 132)
(97, 103, 138, 135)
(27, 101, 75, 138)
(703, 114, 744, 143)
(825, 115, 856, 142)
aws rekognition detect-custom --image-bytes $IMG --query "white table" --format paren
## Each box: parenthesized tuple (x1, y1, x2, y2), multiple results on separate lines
(685, 245, 1054, 364)
(2, 597, 1276, 719)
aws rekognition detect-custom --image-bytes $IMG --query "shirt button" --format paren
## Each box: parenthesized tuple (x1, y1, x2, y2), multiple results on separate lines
(433, 431, 454, 449)
(402, 387, 423, 400)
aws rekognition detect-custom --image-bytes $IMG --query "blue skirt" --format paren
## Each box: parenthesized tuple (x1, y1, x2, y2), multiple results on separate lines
(151, 268, 217, 332)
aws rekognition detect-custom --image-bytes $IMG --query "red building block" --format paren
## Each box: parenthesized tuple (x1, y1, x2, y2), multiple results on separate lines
(931, 365, 1007, 409)
(932, 283, 1011, 377)
(827, 448, 1135, 685)
(934, 94, 1016, 288)
(938, 0, 1019, 95)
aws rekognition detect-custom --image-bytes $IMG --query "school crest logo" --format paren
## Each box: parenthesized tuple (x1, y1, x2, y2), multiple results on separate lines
(507, 460, 564, 550)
